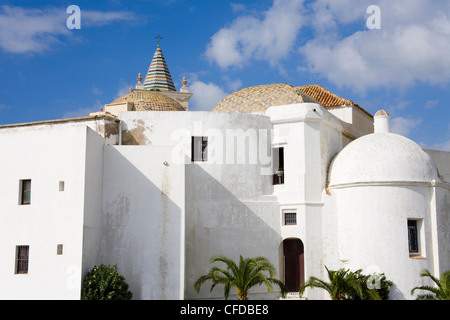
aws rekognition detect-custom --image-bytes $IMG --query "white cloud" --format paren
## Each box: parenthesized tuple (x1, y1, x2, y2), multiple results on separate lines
(421, 130, 450, 151)
(300, 0, 450, 92)
(230, 3, 246, 13)
(82, 10, 137, 27)
(425, 100, 439, 109)
(114, 80, 133, 99)
(0, 5, 136, 54)
(222, 75, 243, 92)
(62, 105, 102, 119)
(205, 0, 305, 69)
(426, 139, 450, 152)
(0, 6, 69, 54)
(189, 81, 228, 111)
(390, 116, 422, 137)
(91, 86, 103, 96)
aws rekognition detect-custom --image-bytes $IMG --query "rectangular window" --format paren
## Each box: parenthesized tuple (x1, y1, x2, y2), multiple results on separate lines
(59, 181, 65, 192)
(407, 220, 419, 254)
(15, 245, 29, 274)
(191, 136, 208, 162)
(20, 179, 31, 205)
(284, 212, 297, 225)
(57, 244, 63, 255)
(273, 147, 284, 185)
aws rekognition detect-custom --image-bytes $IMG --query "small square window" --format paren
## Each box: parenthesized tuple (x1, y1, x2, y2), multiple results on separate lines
(19, 179, 31, 205)
(284, 212, 297, 225)
(15, 245, 29, 274)
(191, 136, 208, 162)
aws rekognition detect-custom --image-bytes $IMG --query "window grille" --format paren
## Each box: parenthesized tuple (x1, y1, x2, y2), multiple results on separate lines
(408, 220, 419, 254)
(15, 245, 29, 274)
(284, 212, 297, 225)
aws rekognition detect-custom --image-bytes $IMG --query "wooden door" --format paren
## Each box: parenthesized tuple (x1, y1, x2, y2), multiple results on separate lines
(283, 239, 304, 291)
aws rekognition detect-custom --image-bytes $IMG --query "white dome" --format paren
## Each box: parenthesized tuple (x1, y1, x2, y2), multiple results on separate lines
(329, 132, 439, 186)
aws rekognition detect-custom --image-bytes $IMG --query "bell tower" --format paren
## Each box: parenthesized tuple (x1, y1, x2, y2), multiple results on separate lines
(135, 36, 192, 110)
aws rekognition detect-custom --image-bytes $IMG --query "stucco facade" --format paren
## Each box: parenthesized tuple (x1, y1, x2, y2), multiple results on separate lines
(1, 99, 448, 300)
(0, 45, 449, 300)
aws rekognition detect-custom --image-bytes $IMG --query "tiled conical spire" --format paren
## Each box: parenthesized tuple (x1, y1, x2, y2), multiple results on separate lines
(143, 45, 176, 92)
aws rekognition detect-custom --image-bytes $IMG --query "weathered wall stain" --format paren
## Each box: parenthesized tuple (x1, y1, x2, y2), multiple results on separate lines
(105, 195, 130, 228)
(159, 165, 170, 299)
(121, 119, 153, 145)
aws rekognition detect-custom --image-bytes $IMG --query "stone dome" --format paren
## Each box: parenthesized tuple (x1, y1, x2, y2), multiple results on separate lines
(213, 83, 317, 113)
(111, 89, 185, 111)
(329, 132, 440, 186)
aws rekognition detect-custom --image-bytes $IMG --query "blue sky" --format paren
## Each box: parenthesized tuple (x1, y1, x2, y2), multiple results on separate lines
(0, 0, 449, 151)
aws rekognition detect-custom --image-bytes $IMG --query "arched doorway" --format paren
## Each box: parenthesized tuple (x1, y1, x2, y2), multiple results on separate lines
(283, 238, 304, 292)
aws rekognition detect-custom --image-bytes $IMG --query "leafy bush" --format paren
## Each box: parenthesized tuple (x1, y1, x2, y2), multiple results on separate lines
(411, 269, 450, 300)
(350, 270, 393, 300)
(81, 264, 132, 300)
(194, 255, 288, 300)
(300, 266, 393, 300)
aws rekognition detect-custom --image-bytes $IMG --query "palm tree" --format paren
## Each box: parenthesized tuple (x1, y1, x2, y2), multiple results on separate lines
(411, 269, 450, 300)
(194, 255, 288, 300)
(299, 266, 381, 300)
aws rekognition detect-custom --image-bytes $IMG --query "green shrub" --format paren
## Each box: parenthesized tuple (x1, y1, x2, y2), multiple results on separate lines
(350, 270, 393, 300)
(300, 266, 393, 300)
(81, 264, 132, 300)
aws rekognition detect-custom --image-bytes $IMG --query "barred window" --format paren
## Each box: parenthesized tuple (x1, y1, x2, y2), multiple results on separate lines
(57, 244, 63, 255)
(408, 220, 419, 254)
(15, 245, 29, 274)
(284, 212, 297, 225)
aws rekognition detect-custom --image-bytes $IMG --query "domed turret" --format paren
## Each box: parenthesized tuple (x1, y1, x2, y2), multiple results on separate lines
(329, 110, 439, 187)
(325, 110, 443, 300)
(329, 132, 440, 187)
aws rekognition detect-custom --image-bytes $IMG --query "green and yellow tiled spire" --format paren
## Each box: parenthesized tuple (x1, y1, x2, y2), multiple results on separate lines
(143, 44, 176, 92)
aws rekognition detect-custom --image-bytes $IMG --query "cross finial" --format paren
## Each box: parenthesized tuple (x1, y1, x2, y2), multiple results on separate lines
(155, 34, 163, 46)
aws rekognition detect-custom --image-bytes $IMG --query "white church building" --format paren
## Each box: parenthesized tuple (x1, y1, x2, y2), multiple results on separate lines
(0, 45, 449, 300)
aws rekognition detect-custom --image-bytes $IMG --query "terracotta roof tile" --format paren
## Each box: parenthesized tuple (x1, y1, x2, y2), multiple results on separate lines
(296, 85, 355, 107)
(296, 84, 372, 117)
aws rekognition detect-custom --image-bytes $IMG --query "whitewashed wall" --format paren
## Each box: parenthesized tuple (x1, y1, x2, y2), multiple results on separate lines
(328, 185, 433, 300)
(0, 124, 95, 299)
(100, 145, 185, 299)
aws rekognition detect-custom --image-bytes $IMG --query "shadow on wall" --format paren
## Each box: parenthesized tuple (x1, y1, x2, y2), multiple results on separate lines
(184, 161, 284, 299)
(97, 145, 183, 299)
(389, 284, 406, 300)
